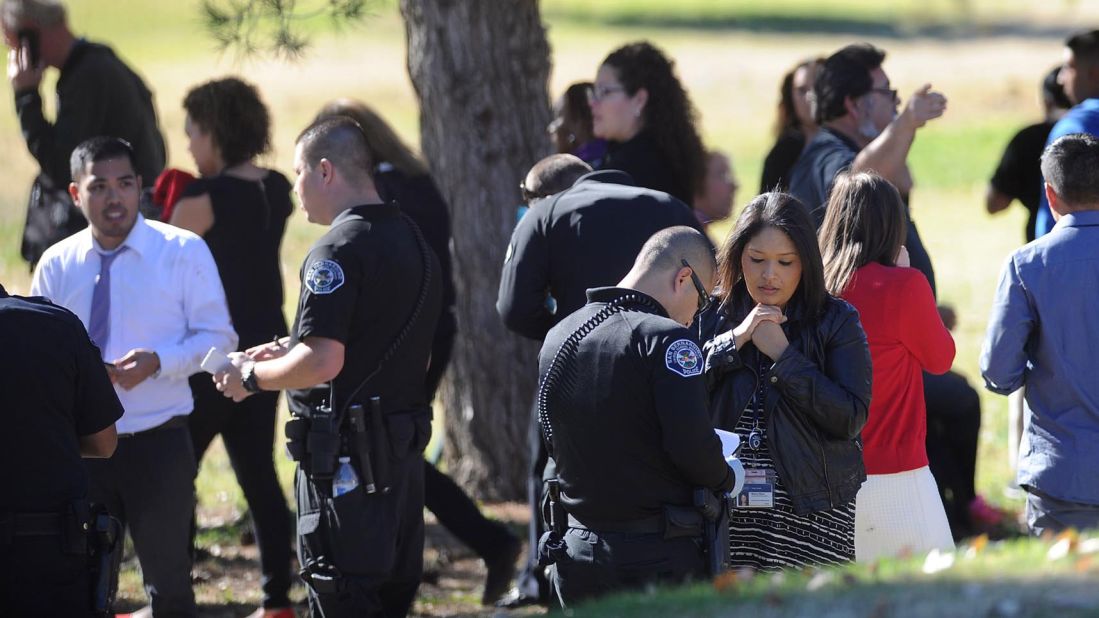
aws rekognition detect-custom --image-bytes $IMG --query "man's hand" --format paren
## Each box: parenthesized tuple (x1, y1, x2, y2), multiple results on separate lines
(7, 44, 42, 92)
(111, 349, 160, 391)
(752, 320, 790, 361)
(902, 84, 947, 130)
(245, 338, 290, 362)
(213, 352, 253, 402)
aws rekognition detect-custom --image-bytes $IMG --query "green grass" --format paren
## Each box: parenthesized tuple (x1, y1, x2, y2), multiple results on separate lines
(572, 534, 1099, 617)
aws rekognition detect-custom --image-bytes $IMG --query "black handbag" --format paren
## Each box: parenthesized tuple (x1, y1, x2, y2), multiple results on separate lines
(20, 174, 87, 269)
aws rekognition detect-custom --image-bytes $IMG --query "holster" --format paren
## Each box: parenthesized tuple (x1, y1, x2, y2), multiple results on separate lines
(299, 555, 343, 596)
(87, 503, 122, 618)
(537, 479, 568, 567)
(693, 488, 731, 577)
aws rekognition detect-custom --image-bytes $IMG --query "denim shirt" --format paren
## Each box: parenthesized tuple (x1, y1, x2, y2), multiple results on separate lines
(981, 210, 1099, 504)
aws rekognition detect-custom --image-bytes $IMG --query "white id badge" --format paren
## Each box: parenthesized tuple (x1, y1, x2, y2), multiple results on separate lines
(736, 468, 776, 509)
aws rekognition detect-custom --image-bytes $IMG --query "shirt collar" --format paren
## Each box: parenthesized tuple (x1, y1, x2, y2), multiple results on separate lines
(1052, 209, 1099, 230)
(585, 286, 670, 319)
(573, 169, 636, 187)
(331, 201, 399, 226)
(819, 126, 861, 152)
(80, 214, 151, 258)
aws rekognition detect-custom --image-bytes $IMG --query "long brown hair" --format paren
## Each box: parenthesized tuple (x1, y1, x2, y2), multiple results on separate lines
(314, 99, 428, 178)
(716, 192, 827, 321)
(818, 172, 907, 296)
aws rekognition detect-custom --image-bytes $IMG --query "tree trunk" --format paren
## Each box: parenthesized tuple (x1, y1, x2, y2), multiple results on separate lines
(400, 0, 551, 500)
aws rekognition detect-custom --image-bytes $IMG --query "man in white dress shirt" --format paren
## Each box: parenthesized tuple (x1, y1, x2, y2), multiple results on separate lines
(31, 136, 236, 618)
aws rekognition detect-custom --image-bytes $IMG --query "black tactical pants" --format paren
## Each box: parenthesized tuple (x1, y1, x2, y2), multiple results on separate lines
(296, 411, 431, 618)
(549, 527, 706, 609)
(0, 535, 92, 616)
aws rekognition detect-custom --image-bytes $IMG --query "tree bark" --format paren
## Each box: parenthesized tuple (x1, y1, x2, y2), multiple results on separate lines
(400, 0, 551, 500)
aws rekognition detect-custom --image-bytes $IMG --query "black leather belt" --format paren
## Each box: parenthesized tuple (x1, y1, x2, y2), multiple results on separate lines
(567, 513, 664, 534)
(0, 512, 62, 543)
(117, 414, 188, 439)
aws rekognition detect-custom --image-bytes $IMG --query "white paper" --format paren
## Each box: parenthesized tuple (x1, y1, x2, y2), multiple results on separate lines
(715, 428, 741, 458)
(200, 347, 231, 374)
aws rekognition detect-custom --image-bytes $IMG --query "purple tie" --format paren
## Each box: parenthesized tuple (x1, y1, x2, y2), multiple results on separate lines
(88, 247, 125, 355)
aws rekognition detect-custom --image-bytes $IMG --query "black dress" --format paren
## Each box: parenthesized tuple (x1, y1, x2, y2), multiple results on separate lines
(180, 170, 295, 609)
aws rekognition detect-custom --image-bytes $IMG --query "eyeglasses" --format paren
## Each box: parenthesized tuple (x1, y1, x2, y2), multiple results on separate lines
(870, 87, 899, 104)
(585, 84, 626, 104)
(681, 259, 711, 313)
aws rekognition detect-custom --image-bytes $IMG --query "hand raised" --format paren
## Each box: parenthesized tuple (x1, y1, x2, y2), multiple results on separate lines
(904, 84, 947, 129)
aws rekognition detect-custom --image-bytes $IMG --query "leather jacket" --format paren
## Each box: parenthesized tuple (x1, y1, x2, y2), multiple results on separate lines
(701, 294, 871, 515)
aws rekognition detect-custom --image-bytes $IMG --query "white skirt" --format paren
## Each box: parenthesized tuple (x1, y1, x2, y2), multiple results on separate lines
(854, 466, 955, 562)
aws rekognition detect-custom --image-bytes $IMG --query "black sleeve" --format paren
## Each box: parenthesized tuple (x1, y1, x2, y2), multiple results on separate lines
(295, 242, 364, 344)
(71, 317, 124, 437)
(496, 206, 554, 340)
(15, 62, 112, 186)
(989, 128, 1029, 200)
(648, 328, 734, 493)
(769, 304, 871, 440)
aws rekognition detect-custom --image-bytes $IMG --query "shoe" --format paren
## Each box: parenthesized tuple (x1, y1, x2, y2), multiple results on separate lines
(116, 607, 152, 618)
(482, 536, 522, 605)
(969, 495, 1004, 528)
(245, 608, 296, 618)
(494, 586, 542, 609)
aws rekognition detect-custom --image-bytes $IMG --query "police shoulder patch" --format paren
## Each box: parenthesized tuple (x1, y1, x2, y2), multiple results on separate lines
(305, 259, 345, 295)
(665, 338, 703, 378)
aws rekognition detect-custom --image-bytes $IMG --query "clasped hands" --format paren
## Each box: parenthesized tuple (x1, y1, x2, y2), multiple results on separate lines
(732, 304, 789, 360)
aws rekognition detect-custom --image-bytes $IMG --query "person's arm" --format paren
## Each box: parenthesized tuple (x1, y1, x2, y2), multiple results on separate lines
(14, 51, 112, 185)
(986, 186, 1013, 214)
(767, 304, 872, 440)
(79, 425, 117, 458)
(651, 332, 734, 493)
(980, 254, 1034, 394)
(169, 194, 215, 236)
(71, 312, 124, 456)
(148, 237, 238, 379)
(851, 84, 946, 186)
(898, 270, 955, 374)
(216, 336, 344, 401)
(496, 206, 554, 340)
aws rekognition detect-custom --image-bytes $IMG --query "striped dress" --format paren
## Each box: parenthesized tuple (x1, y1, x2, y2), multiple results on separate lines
(728, 405, 856, 571)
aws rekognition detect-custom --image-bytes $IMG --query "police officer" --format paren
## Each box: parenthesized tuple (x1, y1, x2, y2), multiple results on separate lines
(537, 227, 734, 608)
(215, 116, 442, 617)
(496, 156, 705, 608)
(0, 283, 122, 616)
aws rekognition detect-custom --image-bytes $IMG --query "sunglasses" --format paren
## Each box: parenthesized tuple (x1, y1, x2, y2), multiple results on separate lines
(681, 259, 711, 313)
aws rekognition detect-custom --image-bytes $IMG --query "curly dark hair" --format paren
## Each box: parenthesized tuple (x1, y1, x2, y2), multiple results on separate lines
(814, 43, 885, 125)
(183, 77, 271, 168)
(602, 41, 706, 196)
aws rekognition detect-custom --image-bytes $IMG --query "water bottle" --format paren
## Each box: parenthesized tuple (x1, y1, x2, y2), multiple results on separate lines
(333, 456, 359, 497)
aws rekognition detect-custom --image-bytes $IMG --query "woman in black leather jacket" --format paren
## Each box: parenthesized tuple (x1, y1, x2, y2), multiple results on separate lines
(701, 192, 871, 571)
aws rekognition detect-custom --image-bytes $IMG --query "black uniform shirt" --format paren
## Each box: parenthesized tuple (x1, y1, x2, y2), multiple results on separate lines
(497, 170, 702, 341)
(538, 287, 733, 524)
(0, 286, 123, 512)
(287, 202, 443, 418)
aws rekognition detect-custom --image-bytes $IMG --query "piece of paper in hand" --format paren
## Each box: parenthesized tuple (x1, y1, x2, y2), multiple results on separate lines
(200, 347, 231, 374)
(714, 428, 741, 458)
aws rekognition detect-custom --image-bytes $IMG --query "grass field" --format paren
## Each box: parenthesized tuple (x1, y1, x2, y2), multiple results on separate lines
(4, 0, 1099, 613)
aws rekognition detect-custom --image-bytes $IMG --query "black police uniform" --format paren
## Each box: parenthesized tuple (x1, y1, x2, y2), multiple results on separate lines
(537, 287, 734, 608)
(0, 285, 123, 616)
(496, 170, 704, 604)
(286, 202, 442, 617)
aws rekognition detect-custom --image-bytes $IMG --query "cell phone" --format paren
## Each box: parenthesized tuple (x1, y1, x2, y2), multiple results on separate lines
(17, 28, 39, 67)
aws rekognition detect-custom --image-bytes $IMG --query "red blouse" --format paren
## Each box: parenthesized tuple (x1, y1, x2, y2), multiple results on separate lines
(841, 262, 955, 474)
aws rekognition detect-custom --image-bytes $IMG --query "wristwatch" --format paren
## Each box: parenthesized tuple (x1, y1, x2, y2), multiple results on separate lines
(241, 362, 262, 393)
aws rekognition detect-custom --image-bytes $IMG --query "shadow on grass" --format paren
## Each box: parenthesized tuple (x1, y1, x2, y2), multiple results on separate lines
(547, 11, 1074, 41)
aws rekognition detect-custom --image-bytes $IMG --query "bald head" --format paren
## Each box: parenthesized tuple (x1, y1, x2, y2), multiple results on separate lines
(522, 154, 592, 203)
(633, 226, 716, 281)
(296, 116, 374, 185)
